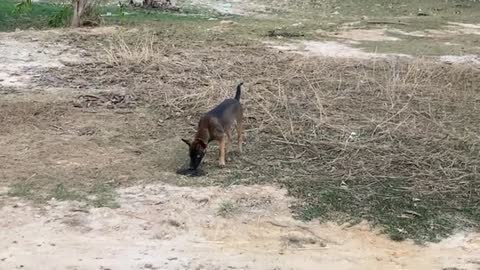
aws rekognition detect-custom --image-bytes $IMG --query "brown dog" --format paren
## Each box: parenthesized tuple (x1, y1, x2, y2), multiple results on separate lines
(182, 82, 244, 170)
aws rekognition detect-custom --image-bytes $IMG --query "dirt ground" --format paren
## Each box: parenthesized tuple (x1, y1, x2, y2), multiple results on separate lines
(0, 24, 479, 270)
(1, 183, 480, 270)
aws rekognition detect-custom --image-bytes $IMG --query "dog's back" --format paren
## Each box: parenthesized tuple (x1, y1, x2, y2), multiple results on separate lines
(204, 82, 243, 131)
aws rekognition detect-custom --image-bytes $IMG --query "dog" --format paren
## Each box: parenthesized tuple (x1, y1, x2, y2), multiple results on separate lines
(182, 82, 244, 170)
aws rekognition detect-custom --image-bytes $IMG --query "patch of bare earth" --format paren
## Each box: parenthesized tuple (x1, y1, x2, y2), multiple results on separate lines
(268, 21, 480, 63)
(179, 0, 268, 15)
(1, 184, 480, 270)
(265, 40, 410, 59)
(0, 30, 84, 87)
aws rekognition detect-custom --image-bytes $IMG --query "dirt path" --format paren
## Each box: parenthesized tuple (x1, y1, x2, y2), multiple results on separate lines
(1, 183, 479, 270)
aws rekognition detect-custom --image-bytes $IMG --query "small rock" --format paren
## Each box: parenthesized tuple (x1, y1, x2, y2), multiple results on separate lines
(167, 219, 181, 227)
(167, 257, 178, 261)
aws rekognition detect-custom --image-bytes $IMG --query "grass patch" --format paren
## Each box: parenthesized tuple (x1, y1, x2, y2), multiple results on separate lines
(51, 183, 84, 201)
(285, 177, 479, 243)
(89, 183, 119, 208)
(0, 0, 68, 31)
(217, 201, 237, 217)
(0, 0, 210, 32)
(359, 37, 480, 57)
(100, 6, 215, 25)
(7, 182, 35, 199)
(257, 0, 480, 22)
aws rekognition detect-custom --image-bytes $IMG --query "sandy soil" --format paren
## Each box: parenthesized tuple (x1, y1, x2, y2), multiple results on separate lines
(265, 40, 411, 60)
(0, 31, 84, 87)
(1, 183, 480, 270)
(180, 0, 267, 15)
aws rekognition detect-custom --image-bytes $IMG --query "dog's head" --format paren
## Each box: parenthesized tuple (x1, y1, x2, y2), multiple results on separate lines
(182, 138, 207, 170)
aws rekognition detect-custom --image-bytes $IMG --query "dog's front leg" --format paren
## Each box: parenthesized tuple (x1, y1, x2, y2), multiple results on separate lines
(219, 136, 226, 167)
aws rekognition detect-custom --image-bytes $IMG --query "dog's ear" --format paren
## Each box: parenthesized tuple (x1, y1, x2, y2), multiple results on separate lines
(181, 138, 191, 147)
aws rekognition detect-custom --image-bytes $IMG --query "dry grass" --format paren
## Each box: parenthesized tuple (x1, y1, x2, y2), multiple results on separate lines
(103, 32, 168, 66)
(97, 34, 479, 184)
(9, 31, 480, 241)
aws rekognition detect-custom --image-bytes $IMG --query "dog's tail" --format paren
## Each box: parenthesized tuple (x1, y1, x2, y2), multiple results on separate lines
(234, 82, 243, 101)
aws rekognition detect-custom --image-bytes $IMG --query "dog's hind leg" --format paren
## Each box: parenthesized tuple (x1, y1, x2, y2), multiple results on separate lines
(236, 110, 243, 153)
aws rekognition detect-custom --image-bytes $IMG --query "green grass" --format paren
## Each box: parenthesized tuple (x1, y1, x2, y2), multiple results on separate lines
(0, 0, 213, 32)
(260, 0, 480, 22)
(100, 5, 219, 25)
(51, 183, 84, 201)
(88, 183, 120, 208)
(7, 181, 119, 208)
(284, 176, 479, 243)
(7, 182, 35, 199)
(359, 37, 480, 57)
(0, 0, 67, 31)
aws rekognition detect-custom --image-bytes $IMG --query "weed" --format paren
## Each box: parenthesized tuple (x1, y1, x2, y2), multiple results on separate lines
(13, 0, 32, 16)
(51, 183, 84, 202)
(48, 5, 72, 27)
(217, 201, 237, 217)
(89, 184, 120, 208)
(8, 182, 34, 198)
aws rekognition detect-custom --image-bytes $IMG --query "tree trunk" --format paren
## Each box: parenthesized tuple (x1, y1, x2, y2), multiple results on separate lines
(142, 0, 153, 7)
(71, 0, 87, 27)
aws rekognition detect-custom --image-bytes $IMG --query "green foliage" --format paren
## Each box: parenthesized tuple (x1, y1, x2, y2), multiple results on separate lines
(0, 0, 68, 31)
(13, 0, 32, 16)
(48, 5, 72, 27)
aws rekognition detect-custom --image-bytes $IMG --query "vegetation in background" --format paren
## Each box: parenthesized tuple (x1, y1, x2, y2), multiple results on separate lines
(13, 0, 33, 15)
